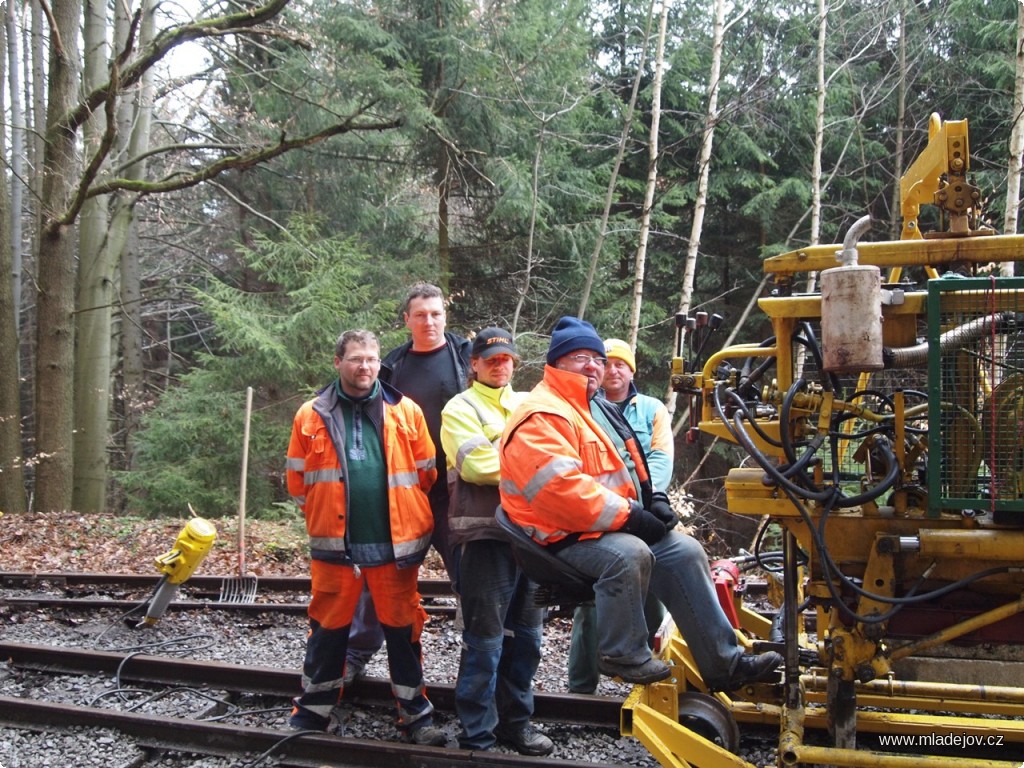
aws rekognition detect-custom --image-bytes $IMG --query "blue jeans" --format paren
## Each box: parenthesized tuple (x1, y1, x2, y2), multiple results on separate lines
(452, 539, 544, 750)
(568, 592, 666, 693)
(555, 530, 742, 690)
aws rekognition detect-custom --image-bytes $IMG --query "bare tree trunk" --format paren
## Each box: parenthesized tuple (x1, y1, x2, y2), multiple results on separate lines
(810, 0, 826, 251)
(0, 4, 27, 513)
(794, 0, 827, 379)
(7, 1, 24, 326)
(119, 224, 144, 473)
(34, 0, 83, 514)
(114, 0, 156, 476)
(511, 130, 545, 335)
(890, 1, 907, 241)
(668, 0, 727, 416)
(1003, 0, 1024, 278)
(627, 0, 667, 349)
(437, 141, 451, 293)
(22, 0, 47, 495)
(577, 0, 655, 319)
(72, 0, 112, 513)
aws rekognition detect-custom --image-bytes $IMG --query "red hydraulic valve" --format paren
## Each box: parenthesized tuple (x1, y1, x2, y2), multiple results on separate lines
(709, 558, 742, 629)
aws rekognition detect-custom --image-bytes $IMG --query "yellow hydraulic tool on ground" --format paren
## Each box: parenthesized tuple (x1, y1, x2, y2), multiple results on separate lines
(134, 516, 217, 628)
(622, 114, 1024, 768)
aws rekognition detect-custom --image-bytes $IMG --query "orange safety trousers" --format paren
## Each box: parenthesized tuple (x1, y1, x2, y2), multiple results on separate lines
(294, 560, 433, 730)
(308, 559, 427, 635)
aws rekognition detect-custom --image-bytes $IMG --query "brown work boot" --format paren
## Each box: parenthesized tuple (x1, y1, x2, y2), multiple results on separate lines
(597, 657, 671, 684)
(402, 722, 447, 746)
(496, 724, 554, 756)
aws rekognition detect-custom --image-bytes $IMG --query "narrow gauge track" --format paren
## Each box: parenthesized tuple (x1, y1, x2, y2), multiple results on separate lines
(2, 697, 616, 768)
(0, 571, 455, 596)
(0, 571, 780, 766)
(0, 641, 628, 768)
(0, 570, 459, 618)
(0, 569, 771, 599)
(0, 641, 622, 726)
(0, 570, 777, 627)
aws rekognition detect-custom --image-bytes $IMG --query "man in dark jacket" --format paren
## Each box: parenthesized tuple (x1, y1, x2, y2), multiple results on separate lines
(345, 282, 472, 682)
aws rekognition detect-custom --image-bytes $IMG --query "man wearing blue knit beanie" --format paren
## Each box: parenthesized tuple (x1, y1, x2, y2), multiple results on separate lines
(499, 316, 782, 690)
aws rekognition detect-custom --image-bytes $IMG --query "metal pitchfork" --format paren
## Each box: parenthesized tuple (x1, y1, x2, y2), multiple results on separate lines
(220, 386, 259, 603)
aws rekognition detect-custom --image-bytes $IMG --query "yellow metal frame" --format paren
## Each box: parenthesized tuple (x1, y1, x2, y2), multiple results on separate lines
(642, 115, 1024, 768)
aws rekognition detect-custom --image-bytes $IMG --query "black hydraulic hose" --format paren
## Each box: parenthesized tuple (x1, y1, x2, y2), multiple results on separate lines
(778, 483, 859, 622)
(779, 431, 827, 481)
(777, 379, 831, 491)
(721, 386, 784, 449)
(828, 434, 901, 508)
(715, 384, 835, 503)
(796, 320, 841, 393)
(779, 379, 809, 463)
(830, 420, 891, 441)
(843, 564, 1011, 608)
(800, 479, 1013, 622)
(718, 367, 1005, 623)
(751, 522, 783, 574)
(738, 337, 779, 402)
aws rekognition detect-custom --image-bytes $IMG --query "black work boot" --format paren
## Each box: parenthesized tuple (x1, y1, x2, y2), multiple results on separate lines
(723, 651, 783, 690)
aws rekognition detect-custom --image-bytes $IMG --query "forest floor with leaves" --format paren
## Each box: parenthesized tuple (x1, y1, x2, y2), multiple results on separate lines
(0, 511, 321, 577)
(0, 491, 707, 579)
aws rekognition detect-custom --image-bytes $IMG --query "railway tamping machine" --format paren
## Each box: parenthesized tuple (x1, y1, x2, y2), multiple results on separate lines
(621, 114, 1024, 768)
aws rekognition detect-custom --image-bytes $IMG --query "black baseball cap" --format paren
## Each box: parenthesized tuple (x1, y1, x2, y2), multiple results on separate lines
(471, 327, 518, 359)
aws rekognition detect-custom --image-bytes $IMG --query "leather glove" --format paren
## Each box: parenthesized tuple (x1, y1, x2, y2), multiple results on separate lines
(648, 491, 679, 531)
(621, 501, 668, 545)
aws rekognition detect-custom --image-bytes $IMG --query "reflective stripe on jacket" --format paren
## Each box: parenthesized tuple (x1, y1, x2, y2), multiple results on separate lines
(286, 379, 437, 568)
(617, 381, 674, 493)
(440, 380, 524, 546)
(498, 365, 647, 546)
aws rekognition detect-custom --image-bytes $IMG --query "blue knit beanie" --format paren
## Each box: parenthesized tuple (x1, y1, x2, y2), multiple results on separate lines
(546, 316, 605, 366)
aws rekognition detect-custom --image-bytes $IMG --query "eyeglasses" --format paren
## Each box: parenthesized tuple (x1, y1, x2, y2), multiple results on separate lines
(343, 356, 381, 367)
(566, 354, 608, 367)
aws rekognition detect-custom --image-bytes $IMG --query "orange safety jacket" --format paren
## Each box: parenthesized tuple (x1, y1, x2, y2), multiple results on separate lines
(287, 379, 437, 568)
(499, 365, 651, 546)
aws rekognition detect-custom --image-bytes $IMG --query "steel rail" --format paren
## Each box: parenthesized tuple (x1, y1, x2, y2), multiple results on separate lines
(0, 695, 621, 768)
(0, 641, 622, 727)
(1, 596, 456, 618)
(0, 571, 455, 598)
(0, 570, 771, 599)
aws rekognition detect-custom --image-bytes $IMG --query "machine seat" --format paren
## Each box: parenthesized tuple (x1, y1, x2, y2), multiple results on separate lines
(494, 505, 595, 608)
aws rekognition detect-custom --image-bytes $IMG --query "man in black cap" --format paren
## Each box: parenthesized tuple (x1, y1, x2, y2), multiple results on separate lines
(499, 316, 782, 690)
(439, 327, 553, 756)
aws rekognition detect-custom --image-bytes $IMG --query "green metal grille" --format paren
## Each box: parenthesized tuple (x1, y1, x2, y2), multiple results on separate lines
(927, 276, 1024, 521)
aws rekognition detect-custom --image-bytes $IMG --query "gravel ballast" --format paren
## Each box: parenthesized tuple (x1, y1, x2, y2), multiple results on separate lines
(1, 583, 676, 767)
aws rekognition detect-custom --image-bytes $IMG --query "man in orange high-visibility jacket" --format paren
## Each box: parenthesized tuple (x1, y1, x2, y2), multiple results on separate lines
(286, 329, 446, 746)
(343, 282, 472, 684)
(498, 316, 782, 690)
